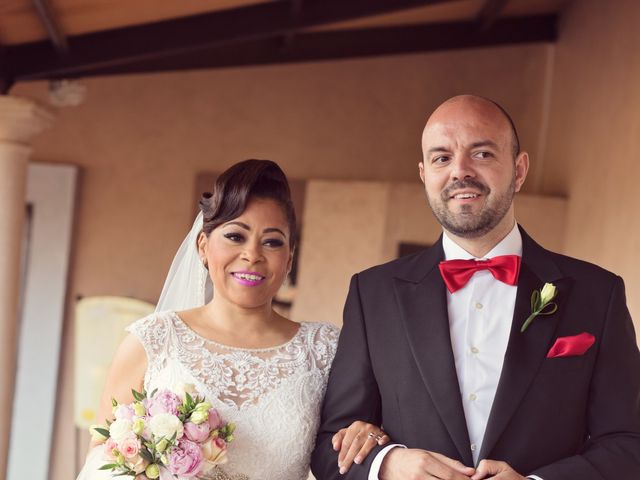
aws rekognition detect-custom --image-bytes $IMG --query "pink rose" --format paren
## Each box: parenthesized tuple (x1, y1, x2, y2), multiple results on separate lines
(147, 390, 182, 416)
(126, 454, 148, 474)
(103, 437, 118, 461)
(184, 422, 211, 443)
(119, 437, 140, 459)
(208, 408, 222, 430)
(202, 437, 228, 464)
(167, 439, 203, 477)
(114, 404, 135, 421)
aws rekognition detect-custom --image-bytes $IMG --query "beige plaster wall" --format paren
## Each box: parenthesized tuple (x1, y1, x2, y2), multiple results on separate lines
(382, 185, 568, 261)
(543, 0, 640, 326)
(295, 180, 567, 328)
(10, 44, 552, 479)
(291, 180, 390, 325)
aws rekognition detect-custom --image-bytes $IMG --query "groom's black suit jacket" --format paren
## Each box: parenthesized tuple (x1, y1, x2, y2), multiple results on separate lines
(311, 227, 640, 479)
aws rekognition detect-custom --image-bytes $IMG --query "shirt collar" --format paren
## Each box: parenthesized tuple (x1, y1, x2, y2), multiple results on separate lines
(442, 223, 523, 260)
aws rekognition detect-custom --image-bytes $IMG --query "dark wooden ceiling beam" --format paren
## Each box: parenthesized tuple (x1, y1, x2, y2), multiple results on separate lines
(477, 0, 510, 31)
(0, 49, 14, 93)
(32, 0, 70, 55)
(19, 15, 557, 81)
(5, 0, 455, 81)
(283, 0, 305, 47)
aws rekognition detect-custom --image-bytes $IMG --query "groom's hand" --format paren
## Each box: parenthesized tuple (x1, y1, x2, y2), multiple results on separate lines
(471, 460, 526, 480)
(380, 448, 475, 480)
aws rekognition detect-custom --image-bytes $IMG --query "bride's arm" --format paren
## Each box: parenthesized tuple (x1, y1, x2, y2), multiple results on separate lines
(92, 333, 147, 445)
(76, 334, 147, 480)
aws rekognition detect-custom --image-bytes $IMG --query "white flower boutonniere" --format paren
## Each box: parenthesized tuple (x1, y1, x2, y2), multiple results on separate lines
(521, 282, 558, 333)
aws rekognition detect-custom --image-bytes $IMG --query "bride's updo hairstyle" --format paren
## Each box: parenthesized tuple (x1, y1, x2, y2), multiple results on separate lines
(199, 159, 297, 248)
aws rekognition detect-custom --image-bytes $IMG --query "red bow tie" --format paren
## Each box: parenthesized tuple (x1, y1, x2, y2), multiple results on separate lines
(439, 255, 521, 293)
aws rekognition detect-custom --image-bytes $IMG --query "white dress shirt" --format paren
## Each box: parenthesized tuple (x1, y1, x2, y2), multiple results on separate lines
(444, 224, 520, 464)
(369, 224, 543, 480)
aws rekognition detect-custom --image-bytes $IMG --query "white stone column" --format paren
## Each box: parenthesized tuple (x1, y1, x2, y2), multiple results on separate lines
(0, 95, 54, 478)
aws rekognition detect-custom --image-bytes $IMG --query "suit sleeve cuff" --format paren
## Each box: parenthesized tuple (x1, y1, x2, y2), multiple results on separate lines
(368, 444, 406, 480)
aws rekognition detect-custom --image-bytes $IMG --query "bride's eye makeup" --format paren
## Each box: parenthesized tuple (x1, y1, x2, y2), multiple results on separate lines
(263, 238, 285, 248)
(223, 232, 245, 242)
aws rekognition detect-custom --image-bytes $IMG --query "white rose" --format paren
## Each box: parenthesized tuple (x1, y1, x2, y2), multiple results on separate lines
(540, 282, 557, 305)
(148, 413, 184, 440)
(109, 419, 134, 443)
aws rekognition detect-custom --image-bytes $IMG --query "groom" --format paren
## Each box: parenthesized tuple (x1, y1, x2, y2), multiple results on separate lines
(311, 95, 640, 479)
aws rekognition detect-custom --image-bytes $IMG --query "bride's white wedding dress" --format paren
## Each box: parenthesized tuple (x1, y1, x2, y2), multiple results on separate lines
(77, 311, 339, 480)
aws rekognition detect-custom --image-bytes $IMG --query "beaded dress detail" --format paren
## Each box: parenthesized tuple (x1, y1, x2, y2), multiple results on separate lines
(126, 311, 339, 480)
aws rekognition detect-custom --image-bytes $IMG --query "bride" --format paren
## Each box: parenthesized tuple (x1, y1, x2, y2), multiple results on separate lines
(77, 160, 387, 480)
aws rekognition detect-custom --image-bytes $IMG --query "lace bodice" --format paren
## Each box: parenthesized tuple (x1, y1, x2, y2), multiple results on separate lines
(126, 311, 339, 480)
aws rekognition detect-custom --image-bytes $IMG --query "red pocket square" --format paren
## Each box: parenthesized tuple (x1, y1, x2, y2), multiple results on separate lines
(546, 332, 595, 358)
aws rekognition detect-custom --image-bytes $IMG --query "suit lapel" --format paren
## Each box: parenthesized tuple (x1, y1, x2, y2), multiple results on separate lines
(479, 228, 571, 460)
(393, 241, 473, 466)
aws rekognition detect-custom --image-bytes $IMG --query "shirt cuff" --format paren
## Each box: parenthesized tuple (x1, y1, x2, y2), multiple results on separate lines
(368, 444, 406, 480)
(527, 476, 544, 480)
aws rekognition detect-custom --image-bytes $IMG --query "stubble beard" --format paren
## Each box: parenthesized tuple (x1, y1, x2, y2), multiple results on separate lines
(426, 176, 516, 239)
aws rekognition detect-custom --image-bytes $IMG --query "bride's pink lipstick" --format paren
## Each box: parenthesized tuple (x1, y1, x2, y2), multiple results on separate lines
(231, 270, 266, 286)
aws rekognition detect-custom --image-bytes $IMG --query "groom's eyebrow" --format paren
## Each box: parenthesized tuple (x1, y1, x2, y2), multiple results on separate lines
(469, 140, 499, 149)
(426, 146, 450, 155)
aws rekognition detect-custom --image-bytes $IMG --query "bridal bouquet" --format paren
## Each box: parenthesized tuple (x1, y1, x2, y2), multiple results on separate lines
(91, 384, 235, 479)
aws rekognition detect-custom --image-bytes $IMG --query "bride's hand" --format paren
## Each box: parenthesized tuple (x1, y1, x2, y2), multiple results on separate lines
(332, 420, 390, 474)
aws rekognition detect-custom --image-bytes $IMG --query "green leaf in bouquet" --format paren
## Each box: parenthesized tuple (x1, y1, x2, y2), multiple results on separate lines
(93, 427, 111, 438)
(219, 422, 236, 438)
(131, 389, 145, 402)
(113, 471, 136, 477)
(139, 447, 155, 463)
(99, 463, 119, 470)
(111, 398, 118, 407)
(150, 388, 158, 398)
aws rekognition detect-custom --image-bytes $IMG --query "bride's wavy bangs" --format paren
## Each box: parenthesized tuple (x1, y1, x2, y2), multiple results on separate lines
(198, 159, 297, 248)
